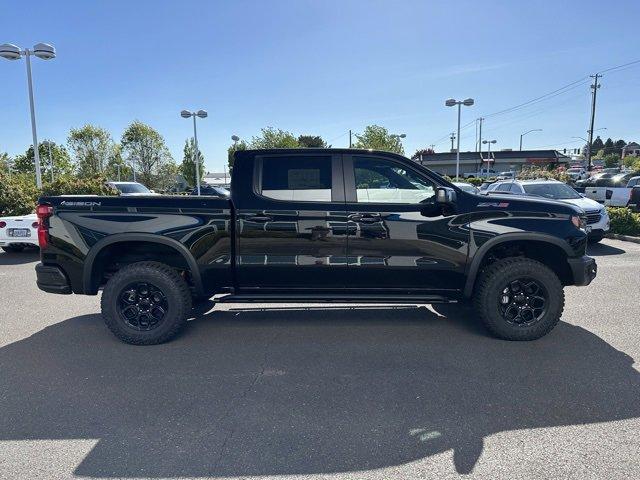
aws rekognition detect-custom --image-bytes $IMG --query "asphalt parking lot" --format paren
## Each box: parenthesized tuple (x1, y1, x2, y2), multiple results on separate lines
(1, 239, 639, 480)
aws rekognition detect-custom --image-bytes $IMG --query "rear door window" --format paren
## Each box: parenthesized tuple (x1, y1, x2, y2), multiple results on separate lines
(260, 156, 333, 202)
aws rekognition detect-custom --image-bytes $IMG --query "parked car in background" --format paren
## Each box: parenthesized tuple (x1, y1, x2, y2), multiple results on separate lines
(0, 214, 39, 252)
(189, 185, 230, 197)
(583, 172, 640, 207)
(452, 182, 479, 194)
(107, 182, 159, 196)
(575, 172, 615, 188)
(487, 179, 609, 242)
(628, 182, 640, 212)
(566, 167, 588, 181)
(479, 181, 494, 191)
(496, 171, 516, 180)
(464, 168, 497, 179)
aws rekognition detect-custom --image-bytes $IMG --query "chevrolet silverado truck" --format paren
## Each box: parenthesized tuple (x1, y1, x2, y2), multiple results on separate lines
(35, 149, 597, 344)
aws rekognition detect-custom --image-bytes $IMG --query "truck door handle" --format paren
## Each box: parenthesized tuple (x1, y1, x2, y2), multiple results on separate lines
(348, 213, 381, 223)
(247, 215, 272, 222)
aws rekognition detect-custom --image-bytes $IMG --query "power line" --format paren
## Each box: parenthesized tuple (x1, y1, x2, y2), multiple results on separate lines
(429, 58, 640, 148)
(598, 59, 640, 75)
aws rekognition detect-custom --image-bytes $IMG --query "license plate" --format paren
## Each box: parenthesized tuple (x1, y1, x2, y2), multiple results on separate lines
(585, 226, 592, 234)
(8, 228, 30, 237)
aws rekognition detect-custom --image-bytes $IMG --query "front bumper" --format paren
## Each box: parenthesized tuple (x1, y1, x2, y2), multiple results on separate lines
(567, 256, 597, 286)
(35, 263, 72, 294)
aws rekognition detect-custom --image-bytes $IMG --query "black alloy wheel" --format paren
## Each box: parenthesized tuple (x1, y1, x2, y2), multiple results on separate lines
(118, 282, 168, 331)
(498, 278, 548, 327)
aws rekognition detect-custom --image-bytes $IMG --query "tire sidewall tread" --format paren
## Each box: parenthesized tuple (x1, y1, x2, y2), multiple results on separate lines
(473, 257, 565, 341)
(101, 261, 192, 345)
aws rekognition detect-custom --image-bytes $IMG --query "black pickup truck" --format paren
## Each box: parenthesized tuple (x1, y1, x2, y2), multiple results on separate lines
(35, 149, 597, 344)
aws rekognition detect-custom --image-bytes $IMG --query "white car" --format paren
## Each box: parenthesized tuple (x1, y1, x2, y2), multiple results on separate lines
(487, 179, 610, 242)
(0, 213, 39, 252)
(107, 181, 159, 196)
(566, 167, 588, 181)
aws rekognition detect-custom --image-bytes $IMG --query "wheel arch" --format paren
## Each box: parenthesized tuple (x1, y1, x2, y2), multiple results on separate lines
(82, 233, 203, 296)
(463, 233, 574, 298)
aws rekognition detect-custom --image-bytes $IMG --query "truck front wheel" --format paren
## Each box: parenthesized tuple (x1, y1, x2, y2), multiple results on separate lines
(473, 258, 564, 341)
(101, 261, 192, 345)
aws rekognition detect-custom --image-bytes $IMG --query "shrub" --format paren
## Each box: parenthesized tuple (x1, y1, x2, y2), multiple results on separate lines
(466, 177, 484, 186)
(607, 207, 640, 236)
(41, 175, 118, 197)
(517, 167, 569, 183)
(0, 173, 39, 216)
(0, 173, 117, 217)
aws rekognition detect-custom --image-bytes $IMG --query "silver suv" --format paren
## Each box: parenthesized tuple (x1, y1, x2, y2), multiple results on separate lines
(487, 179, 610, 242)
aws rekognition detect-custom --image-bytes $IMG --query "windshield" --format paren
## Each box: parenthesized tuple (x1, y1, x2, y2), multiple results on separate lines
(567, 168, 582, 173)
(522, 183, 581, 200)
(115, 183, 151, 194)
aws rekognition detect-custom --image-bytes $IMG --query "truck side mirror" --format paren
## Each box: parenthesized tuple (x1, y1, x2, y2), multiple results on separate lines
(436, 187, 457, 205)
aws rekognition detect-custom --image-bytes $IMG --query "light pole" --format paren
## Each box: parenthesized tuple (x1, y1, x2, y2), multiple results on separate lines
(181, 109, 207, 195)
(446, 98, 474, 179)
(482, 139, 497, 169)
(0, 43, 56, 188)
(519, 129, 542, 151)
(45, 140, 54, 182)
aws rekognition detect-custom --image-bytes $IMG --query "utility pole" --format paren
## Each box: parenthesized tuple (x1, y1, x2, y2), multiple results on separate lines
(586, 73, 601, 171)
(450, 132, 456, 152)
(349, 129, 352, 148)
(477, 117, 483, 156)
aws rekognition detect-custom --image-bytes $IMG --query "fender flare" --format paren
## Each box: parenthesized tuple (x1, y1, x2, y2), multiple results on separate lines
(82, 233, 203, 295)
(463, 232, 574, 298)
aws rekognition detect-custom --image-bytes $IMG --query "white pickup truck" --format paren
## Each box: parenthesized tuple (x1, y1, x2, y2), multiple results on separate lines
(464, 168, 497, 179)
(583, 174, 640, 207)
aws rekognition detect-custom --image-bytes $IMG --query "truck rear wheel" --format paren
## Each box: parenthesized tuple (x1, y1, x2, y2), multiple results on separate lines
(473, 258, 564, 341)
(101, 261, 192, 345)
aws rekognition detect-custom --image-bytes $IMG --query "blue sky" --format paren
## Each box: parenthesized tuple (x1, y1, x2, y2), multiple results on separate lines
(1, 0, 639, 173)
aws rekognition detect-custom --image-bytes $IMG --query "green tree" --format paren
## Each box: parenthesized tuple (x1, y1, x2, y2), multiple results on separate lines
(352, 125, 405, 155)
(67, 124, 118, 177)
(250, 127, 299, 149)
(180, 137, 205, 187)
(104, 144, 132, 181)
(614, 139, 627, 156)
(603, 153, 621, 168)
(622, 155, 640, 169)
(227, 139, 247, 173)
(590, 136, 604, 155)
(297, 135, 328, 148)
(603, 137, 614, 154)
(411, 148, 435, 160)
(120, 121, 175, 189)
(0, 152, 11, 174)
(13, 142, 73, 180)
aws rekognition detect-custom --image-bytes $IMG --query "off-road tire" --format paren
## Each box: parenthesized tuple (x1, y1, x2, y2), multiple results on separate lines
(101, 261, 192, 345)
(473, 257, 564, 341)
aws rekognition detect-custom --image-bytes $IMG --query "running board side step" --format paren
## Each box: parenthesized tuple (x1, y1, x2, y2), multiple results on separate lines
(215, 294, 456, 304)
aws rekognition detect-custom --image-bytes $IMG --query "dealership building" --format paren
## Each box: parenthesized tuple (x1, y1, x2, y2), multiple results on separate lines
(414, 150, 571, 176)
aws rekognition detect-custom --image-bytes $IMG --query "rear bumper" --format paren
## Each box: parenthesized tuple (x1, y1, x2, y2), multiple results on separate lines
(35, 263, 72, 294)
(567, 256, 597, 286)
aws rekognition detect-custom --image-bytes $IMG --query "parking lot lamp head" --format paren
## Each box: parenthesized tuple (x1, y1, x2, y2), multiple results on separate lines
(196, 110, 208, 118)
(33, 43, 55, 60)
(180, 110, 192, 118)
(0, 43, 22, 60)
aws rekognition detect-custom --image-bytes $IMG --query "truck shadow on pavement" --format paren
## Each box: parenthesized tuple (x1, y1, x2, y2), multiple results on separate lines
(0, 250, 40, 266)
(1, 305, 639, 477)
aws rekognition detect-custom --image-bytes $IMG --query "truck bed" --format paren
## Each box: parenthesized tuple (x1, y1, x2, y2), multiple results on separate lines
(38, 194, 233, 295)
